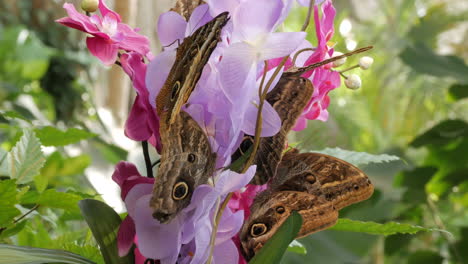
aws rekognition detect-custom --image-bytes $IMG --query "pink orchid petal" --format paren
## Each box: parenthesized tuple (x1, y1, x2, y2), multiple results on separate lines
(57, 3, 100, 34)
(258, 32, 306, 61)
(233, 0, 283, 41)
(146, 50, 177, 109)
(186, 4, 213, 35)
(116, 23, 150, 55)
(98, 0, 122, 22)
(111, 161, 140, 187)
(125, 95, 152, 141)
(292, 116, 308, 131)
(117, 216, 136, 257)
(86, 37, 119, 65)
(157, 11, 187, 48)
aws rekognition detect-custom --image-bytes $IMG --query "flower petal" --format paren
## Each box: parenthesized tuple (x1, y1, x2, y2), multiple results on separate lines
(86, 36, 119, 65)
(205, 0, 240, 16)
(111, 161, 140, 188)
(57, 3, 100, 34)
(157, 11, 187, 48)
(98, 0, 122, 22)
(117, 23, 151, 56)
(117, 216, 136, 257)
(146, 49, 177, 109)
(215, 166, 256, 194)
(241, 101, 281, 137)
(213, 239, 239, 264)
(125, 95, 152, 141)
(186, 4, 213, 35)
(258, 32, 306, 61)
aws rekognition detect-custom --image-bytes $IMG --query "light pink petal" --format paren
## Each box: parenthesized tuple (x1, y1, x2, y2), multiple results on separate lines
(233, 0, 283, 41)
(241, 101, 281, 137)
(218, 42, 257, 104)
(316, 108, 329, 121)
(117, 216, 135, 257)
(98, 0, 122, 22)
(258, 32, 307, 61)
(157, 11, 187, 48)
(124, 184, 153, 216)
(125, 96, 152, 141)
(133, 195, 181, 262)
(111, 161, 140, 187)
(117, 23, 151, 56)
(86, 37, 119, 65)
(146, 49, 177, 108)
(321, 0, 336, 42)
(292, 116, 308, 131)
(186, 4, 213, 35)
(213, 239, 239, 264)
(205, 0, 240, 16)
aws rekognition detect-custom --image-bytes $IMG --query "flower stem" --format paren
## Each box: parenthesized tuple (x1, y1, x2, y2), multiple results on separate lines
(301, 0, 315, 32)
(142, 141, 153, 178)
(339, 64, 359, 73)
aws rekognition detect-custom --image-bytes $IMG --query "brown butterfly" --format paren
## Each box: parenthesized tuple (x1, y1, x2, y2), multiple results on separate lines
(239, 149, 374, 260)
(171, 0, 205, 21)
(231, 74, 314, 184)
(150, 13, 229, 223)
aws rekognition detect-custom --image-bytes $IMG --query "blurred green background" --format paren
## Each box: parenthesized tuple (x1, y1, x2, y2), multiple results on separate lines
(0, 0, 467, 263)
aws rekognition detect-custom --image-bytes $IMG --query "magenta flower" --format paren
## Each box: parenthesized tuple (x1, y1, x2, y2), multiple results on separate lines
(56, 0, 150, 65)
(120, 52, 161, 151)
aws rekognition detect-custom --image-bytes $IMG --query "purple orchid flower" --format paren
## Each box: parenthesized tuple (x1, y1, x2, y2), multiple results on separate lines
(56, 0, 150, 65)
(113, 161, 256, 264)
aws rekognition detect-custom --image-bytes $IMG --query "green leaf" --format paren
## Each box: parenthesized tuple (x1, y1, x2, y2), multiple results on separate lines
(7, 129, 45, 184)
(79, 199, 134, 264)
(0, 111, 31, 123)
(313, 147, 400, 166)
(407, 250, 443, 264)
(37, 189, 82, 213)
(0, 207, 21, 227)
(0, 148, 8, 176)
(394, 167, 437, 204)
(287, 240, 307, 255)
(35, 127, 96, 147)
(60, 155, 91, 176)
(0, 244, 95, 264)
(330, 218, 438, 236)
(34, 174, 48, 193)
(249, 211, 302, 264)
(92, 139, 128, 164)
(410, 120, 468, 147)
(449, 84, 468, 100)
(399, 44, 468, 84)
(0, 220, 27, 239)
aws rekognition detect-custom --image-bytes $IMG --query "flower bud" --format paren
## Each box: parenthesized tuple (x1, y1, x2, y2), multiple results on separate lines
(344, 74, 361, 90)
(81, 0, 99, 13)
(331, 51, 346, 67)
(359, 56, 374, 70)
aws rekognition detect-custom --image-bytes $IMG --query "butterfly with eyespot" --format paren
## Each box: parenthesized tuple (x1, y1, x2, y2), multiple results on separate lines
(150, 12, 229, 224)
(232, 46, 373, 185)
(239, 149, 374, 260)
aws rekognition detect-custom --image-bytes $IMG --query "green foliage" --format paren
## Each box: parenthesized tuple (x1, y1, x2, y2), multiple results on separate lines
(79, 199, 134, 264)
(7, 129, 45, 184)
(330, 218, 438, 236)
(314, 147, 400, 166)
(34, 127, 97, 147)
(287, 240, 307, 255)
(449, 84, 468, 100)
(0, 244, 95, 264)
(249, 212, 302, 264)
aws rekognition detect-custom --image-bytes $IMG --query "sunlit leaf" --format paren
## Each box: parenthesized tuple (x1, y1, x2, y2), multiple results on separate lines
(313, 147, 400, 166)
(7, 129, 45, 184)
(410, 120, 468, 147)
(0, 180, 21, 226)
(60, 155, 91, 176)
(330, 218, 439, 236)
(249, 211, 302, 264)
(37, 189, 82, 213)
(0, 244, 95, 264)
(400, 44, 468, 84)
(287, 240, 307, 255)
(79, 199, 134, 264)
(35, 127, 96, 147)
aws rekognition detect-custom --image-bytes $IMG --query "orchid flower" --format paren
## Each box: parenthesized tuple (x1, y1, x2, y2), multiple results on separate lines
(56, 0, 150, 65)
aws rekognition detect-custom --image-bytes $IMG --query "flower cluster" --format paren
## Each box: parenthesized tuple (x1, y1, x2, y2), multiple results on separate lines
(57, 0, 372, 263)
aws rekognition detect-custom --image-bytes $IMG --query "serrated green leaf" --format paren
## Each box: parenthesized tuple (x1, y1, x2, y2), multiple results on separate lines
(410, 120, 468, 147)
(330, 218, 439, 236)
(0, 244, 95, 264)
(37, 189, 82, 213)
(34, 127, 96, 147)
(0, 206, 21, 227)
(0, 220, 27, 239)
(0, 149, 8, 176)
(19, 190, 40, 205)
(34, 174, 48, 193)
(0, 179, 18, 207)
(249, 211, 302, 264)
(60, 155, 91, 176)
(79, 199, 134, 264)
(287, 240, 307, 255)
(399, 44, 468, 84)
(313, 147, 400, 166)
(8, 129, 45, 184)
